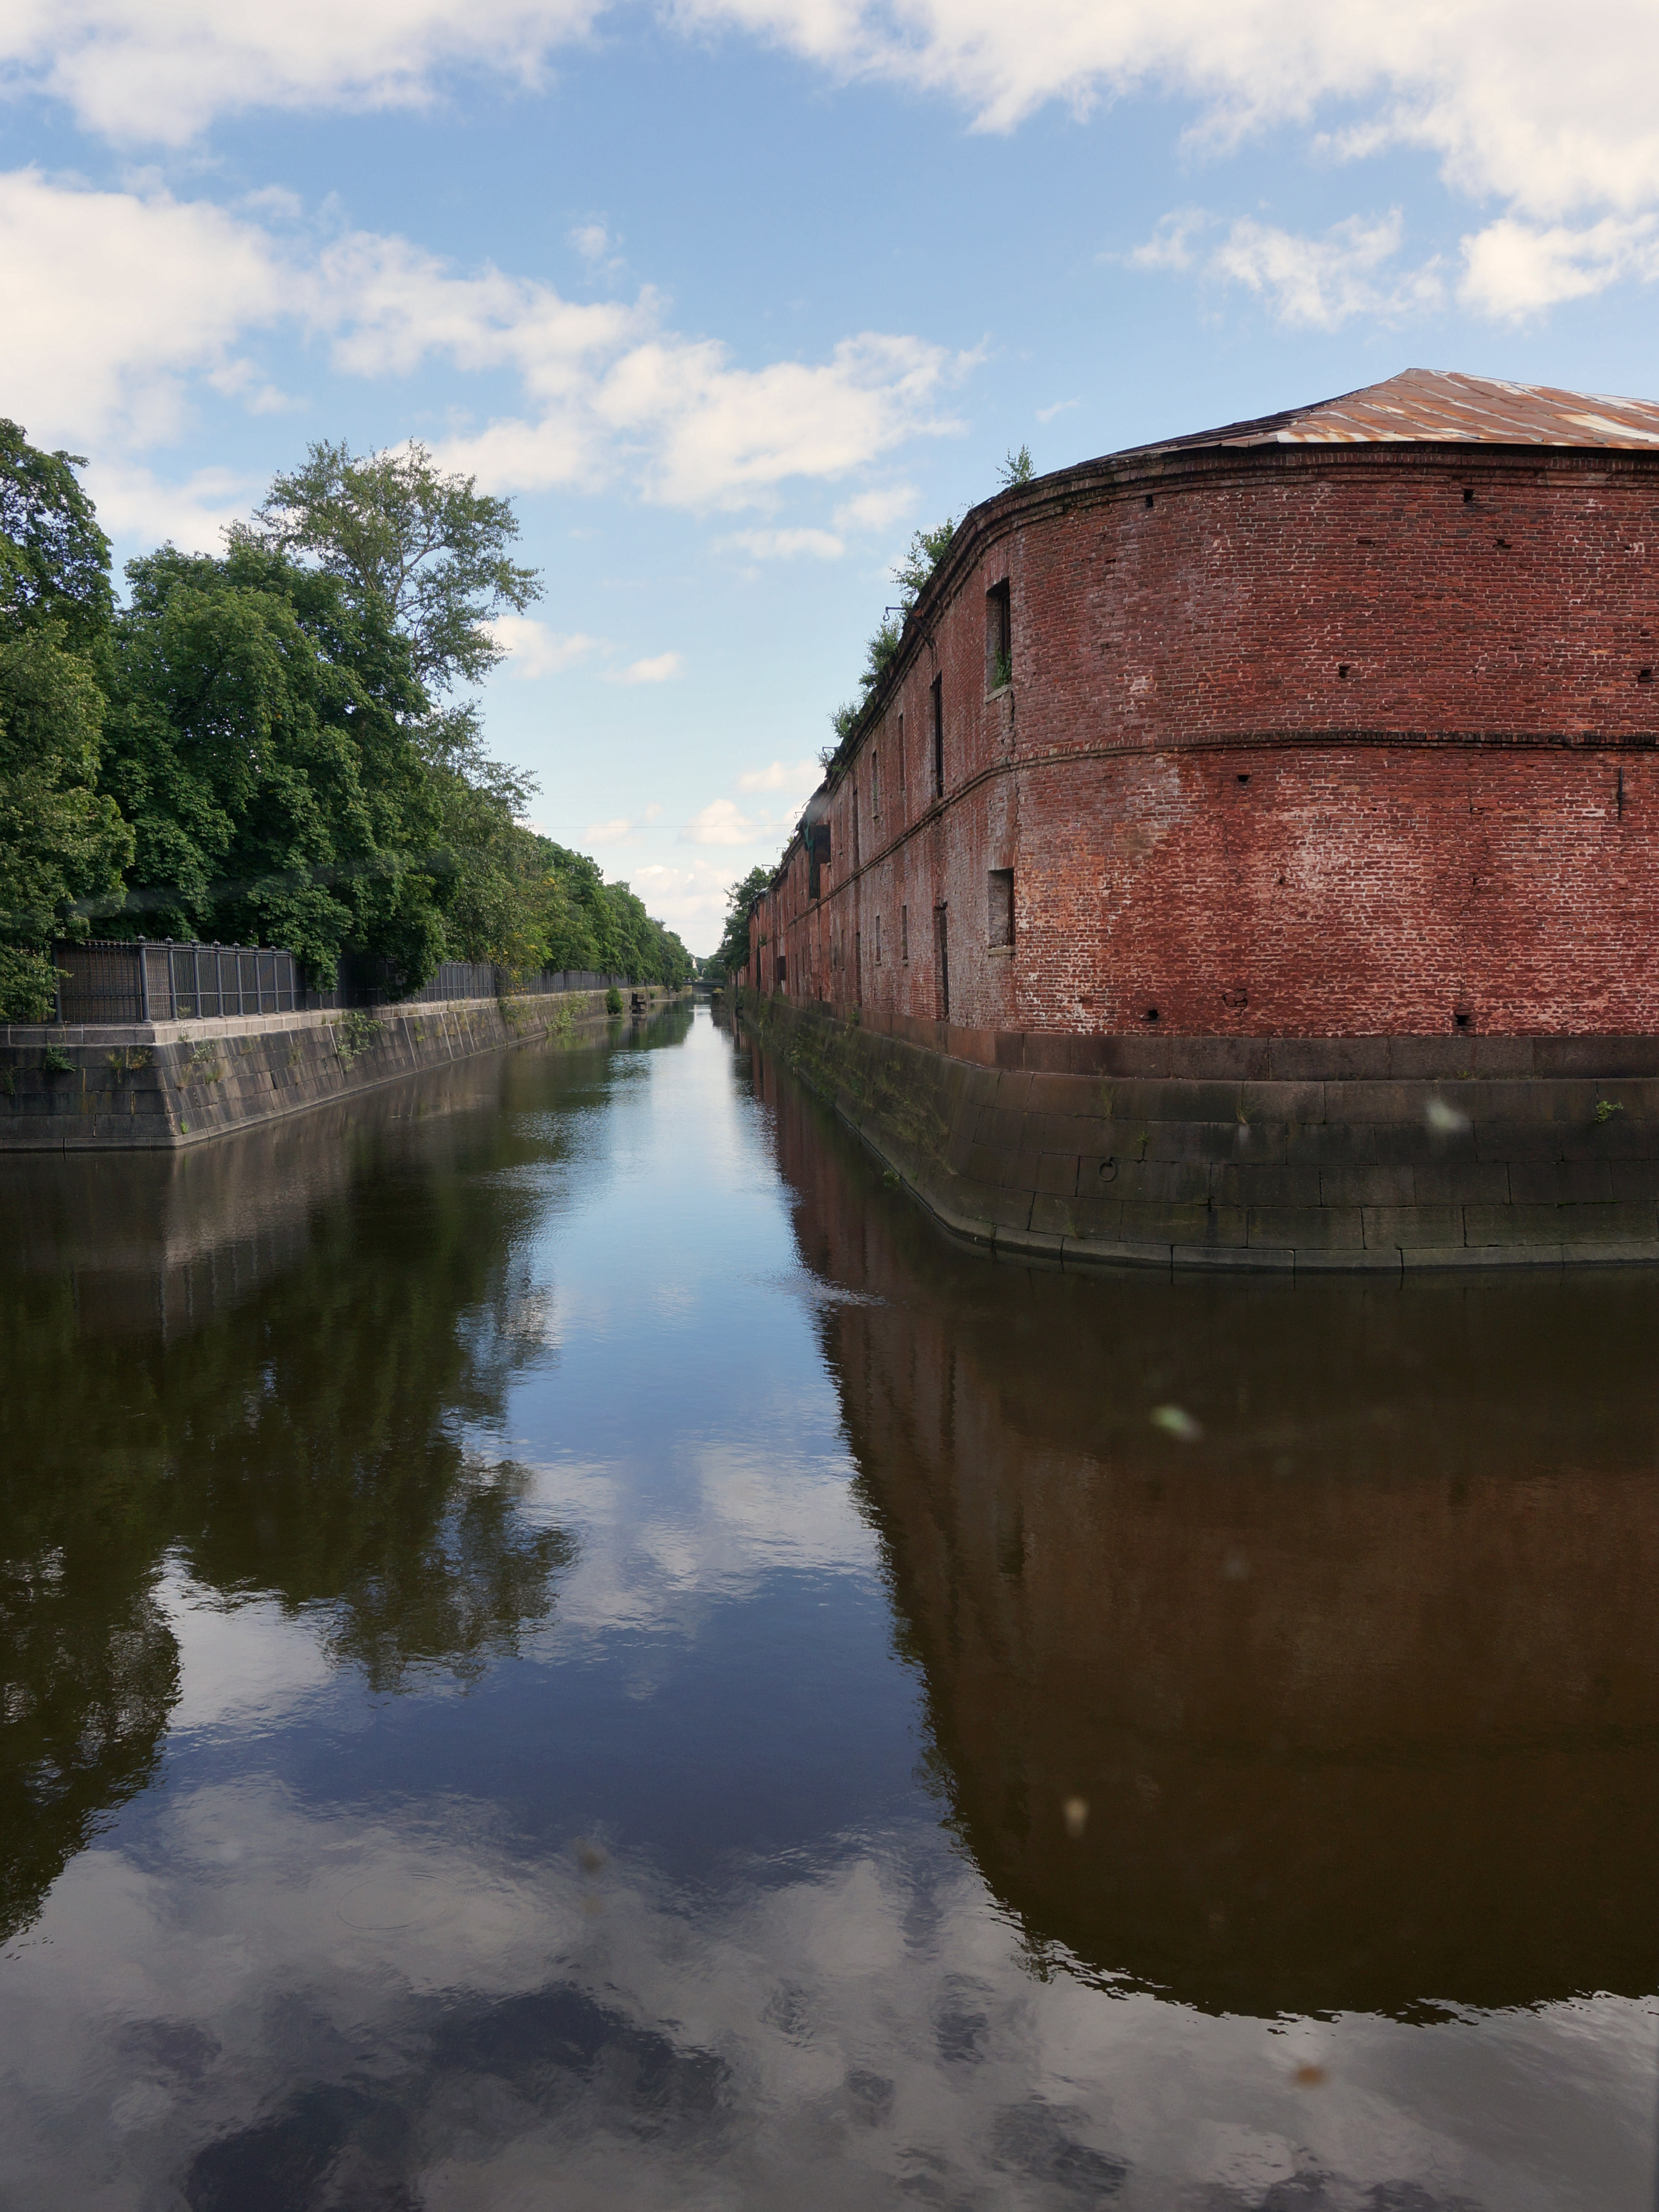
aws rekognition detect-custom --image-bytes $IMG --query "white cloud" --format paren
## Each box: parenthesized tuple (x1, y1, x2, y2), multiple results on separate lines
(0, 171, 974, 538)
(488, 615, 601, 676)
(584, 803, 663, 843)
(1036, 397, 1079, 423)
(679, 798, 762, 847)
(1458, 212, 1659, 318)
(569, 220, 614, 263)
(0, 168, 287, 451)
(612, 650, 685, 683)
(18, 0, 1659, 315)
(735, 758, 817, 794)
(1, 0, 601, 145)
(1128, 206, 1443, 329)
(716, 526, 844, 559)
(832, 482, 916, 532)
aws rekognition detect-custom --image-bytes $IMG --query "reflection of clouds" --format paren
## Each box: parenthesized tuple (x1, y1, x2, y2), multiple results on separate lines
(157, 1565, 331, 1734)
(522, 1444, 876, 1647)
(2, 1780, 1651, 2207)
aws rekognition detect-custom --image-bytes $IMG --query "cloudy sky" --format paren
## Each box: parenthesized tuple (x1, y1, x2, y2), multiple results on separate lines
(7, 3, 1659, 950)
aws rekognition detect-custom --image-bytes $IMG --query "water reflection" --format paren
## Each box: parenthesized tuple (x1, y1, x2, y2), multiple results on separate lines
(0, 1022, 693, 1946)
(1, 1006, 1656, 2209)
(762, 1040, 1659, 2021)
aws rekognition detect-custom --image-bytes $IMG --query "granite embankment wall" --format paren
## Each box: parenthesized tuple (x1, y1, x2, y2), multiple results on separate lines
(0, 987, 686, 1150)
(746, 991, 1659, 1272)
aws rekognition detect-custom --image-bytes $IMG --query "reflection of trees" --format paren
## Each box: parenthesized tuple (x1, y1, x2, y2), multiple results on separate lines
(756, 1040, 1659, 2018)
(0, 1013, 711, 1942)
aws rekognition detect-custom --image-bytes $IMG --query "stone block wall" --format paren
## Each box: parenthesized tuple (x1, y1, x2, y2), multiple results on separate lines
(0, 989, 686, 1150)
(750, 993, 1659, 1273)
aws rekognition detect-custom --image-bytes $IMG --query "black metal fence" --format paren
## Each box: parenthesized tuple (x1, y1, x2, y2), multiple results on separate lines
(48, 941, 633, 1026)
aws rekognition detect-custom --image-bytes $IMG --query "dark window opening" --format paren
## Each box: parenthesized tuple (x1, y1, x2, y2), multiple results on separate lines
(986, 579, 1011, 692)
(901, 904, 908, 962)
(1463, 487, 1475, 504)
(852, 785, 860, 868)
(776, 953, 787, 992)
(875, 915, 882, 964)
(872, 750, 881, 821)
(934, 905, 949, 1021)
(988, 867, 1013, 949)
(931, 675, 944, 798)
(808, 821, 830, 900)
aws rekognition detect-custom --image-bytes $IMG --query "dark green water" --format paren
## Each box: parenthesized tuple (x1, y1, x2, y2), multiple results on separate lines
(1, 1003, 1656, 2208)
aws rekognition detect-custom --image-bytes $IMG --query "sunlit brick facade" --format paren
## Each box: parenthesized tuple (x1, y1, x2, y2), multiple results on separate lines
(749, 369, 1659, 1043)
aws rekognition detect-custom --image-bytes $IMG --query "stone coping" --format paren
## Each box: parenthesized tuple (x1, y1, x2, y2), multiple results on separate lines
(0, 985, 668, 1051)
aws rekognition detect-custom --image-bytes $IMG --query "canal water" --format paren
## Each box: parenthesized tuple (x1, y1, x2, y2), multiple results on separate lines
(2, 1003, 1657, 2209)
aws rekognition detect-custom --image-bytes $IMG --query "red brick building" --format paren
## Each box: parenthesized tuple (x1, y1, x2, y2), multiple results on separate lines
(750, 368, 1659, 1043)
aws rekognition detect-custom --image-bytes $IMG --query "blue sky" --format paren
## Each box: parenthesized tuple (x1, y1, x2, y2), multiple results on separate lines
(6, 3, 1659, 950)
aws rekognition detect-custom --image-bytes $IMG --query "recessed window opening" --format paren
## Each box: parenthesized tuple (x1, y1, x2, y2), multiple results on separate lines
(875, 914, 882, 964)
(986, 579, 1012, 692)
(988, 868, 1014, 949)
(1338, 664, 1350, 679)
(1143, 1006, 1159, 1022)
(1144, 494, 1155, 510)
(852, 785, 861, 868)
(931, 675, 944, 798)
(1640, 668, 1654, 684)
(1463, 487, 1475, 504)
(1236, 772, 1250, 784)
(901, 904, 909, 962)
(872, 750, 881, 820)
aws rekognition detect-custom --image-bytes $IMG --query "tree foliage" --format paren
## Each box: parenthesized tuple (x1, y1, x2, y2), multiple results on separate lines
(98, 545, 446, 986)
(0, 424, 688, 1014)
(237, 440, 542, 696)
(0, 627, 132, 1017)
(708, 864, 773, 981)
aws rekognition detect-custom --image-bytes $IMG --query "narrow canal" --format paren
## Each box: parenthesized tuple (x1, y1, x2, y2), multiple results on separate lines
(2, 1004, 1657, 2209)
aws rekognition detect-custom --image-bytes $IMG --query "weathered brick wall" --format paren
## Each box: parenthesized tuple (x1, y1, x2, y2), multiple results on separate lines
(754, 442, 1659, 1039)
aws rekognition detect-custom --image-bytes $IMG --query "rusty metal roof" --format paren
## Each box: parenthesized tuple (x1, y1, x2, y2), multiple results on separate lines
(1132, 367, 1659, 456)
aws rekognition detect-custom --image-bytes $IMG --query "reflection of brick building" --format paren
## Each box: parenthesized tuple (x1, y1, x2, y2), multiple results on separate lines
(751, 370, 1659, 1043)
(754, 1029, 1659, 2013)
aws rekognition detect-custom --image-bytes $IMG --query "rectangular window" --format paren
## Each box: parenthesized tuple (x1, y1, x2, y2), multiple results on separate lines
(897, 714, 905, 794)
(986, 579, 1012, 692)
(776, 952, 787, 991)
(931, 676, 944, 798)
(934, 904, 949, 1020)
(852, 785, 861, 869)
(988, 867, 1014, 948)
(901, 904, 908, 962)
(872, 750, 881, 822)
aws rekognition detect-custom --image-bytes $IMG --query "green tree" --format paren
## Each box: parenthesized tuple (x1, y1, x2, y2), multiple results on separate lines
(0, 420, 113, 645)
(98, 545, 446, 986)
(709, 863, 773, 981)
(892, 516, 957, 613)
(998, 443, 1034, 489)
(0, 424, 130, 1019)
(237, 440, 542, 696)
(0, 629, 133, 1017)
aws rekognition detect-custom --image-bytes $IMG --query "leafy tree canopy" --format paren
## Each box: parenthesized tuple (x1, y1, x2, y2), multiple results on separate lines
(235, 440, 542, 697)
(0, 420, 113, 646)
(708, 863, 773, 981)
(97, 544, 446, 986)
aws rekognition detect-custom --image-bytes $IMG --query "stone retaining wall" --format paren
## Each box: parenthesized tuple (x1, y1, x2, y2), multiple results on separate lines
(0, 988, 687, 1150)
(746, 990, 1659, 1273)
